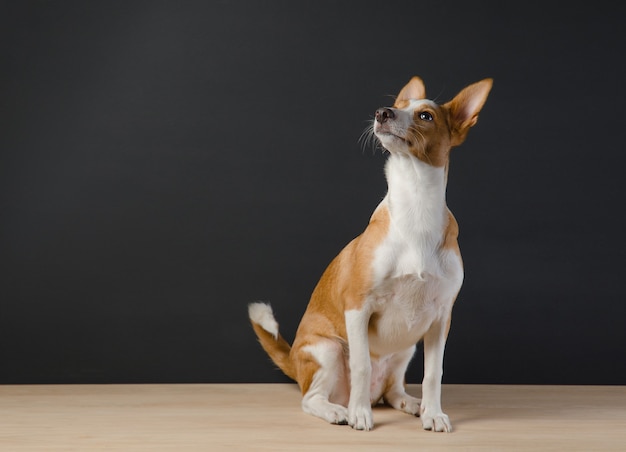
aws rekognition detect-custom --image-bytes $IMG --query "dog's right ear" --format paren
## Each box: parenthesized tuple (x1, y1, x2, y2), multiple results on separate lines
(394, 76, 426, 107)
(445, 78, 493, 146)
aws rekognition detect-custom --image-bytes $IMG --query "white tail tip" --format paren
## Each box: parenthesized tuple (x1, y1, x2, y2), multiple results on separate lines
(248, 302, 279, 340)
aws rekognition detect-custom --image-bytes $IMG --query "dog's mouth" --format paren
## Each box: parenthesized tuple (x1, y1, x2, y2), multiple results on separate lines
(374, 122, 409, 143)
(376, 131, 409, 144)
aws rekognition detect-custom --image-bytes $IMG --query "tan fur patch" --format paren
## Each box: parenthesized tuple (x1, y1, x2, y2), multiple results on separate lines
(290, 204, 391, 390)
(405, 106, 451, 167)
(442, 209, 461, 256)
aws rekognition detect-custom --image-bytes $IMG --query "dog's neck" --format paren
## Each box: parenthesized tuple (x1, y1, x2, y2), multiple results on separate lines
(384, 153, 447, 243)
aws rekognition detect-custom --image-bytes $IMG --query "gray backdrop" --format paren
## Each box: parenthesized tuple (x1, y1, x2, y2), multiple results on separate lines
(2, 1, 625, 384)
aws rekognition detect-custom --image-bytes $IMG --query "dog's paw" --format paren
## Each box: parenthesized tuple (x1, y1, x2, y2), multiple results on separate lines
(404, 396, 422, 416)
(348, 404, 374, 431)
(302, 397, 349, 426)
(324, 405, 349, 425)
(421, 411, 452, 432)
(385, 392, 421, 416)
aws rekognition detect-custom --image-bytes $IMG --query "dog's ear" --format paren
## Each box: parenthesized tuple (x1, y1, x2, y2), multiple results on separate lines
(445, 78, 493, 146)
(394, 76, 426, 106)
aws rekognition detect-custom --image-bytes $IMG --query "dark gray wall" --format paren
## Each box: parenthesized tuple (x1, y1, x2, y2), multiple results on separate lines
(2, 1, 625, 384)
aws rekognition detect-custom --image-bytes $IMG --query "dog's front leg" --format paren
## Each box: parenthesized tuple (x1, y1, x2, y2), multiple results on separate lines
(420, 313, 452, 432)
(345, 308, 373, 431)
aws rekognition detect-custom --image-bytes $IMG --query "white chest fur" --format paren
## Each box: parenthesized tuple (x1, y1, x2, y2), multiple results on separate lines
(367, 155, 463, 356)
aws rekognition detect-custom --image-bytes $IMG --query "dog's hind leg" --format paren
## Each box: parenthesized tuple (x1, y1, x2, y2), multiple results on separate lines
(298, 339, 350, 425)
(382, 345, 421, 415)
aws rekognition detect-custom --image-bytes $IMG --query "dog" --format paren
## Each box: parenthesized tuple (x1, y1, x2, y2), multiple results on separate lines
(249, 76, 492, 432)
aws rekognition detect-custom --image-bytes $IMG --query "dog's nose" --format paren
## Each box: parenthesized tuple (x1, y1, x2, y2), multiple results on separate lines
(375, 108, 395, 124)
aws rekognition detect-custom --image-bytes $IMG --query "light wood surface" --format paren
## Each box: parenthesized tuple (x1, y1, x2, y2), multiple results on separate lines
(1, 383, 625, 451)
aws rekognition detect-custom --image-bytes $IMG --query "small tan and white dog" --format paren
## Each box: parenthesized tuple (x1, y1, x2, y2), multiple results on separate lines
(249, 76, 492, 432)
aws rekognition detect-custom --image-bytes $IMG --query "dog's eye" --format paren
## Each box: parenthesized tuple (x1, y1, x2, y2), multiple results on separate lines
(419, 111, 433, 121)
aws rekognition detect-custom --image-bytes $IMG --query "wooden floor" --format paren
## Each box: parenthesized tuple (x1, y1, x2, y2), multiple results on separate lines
(1, 384, 625, 451)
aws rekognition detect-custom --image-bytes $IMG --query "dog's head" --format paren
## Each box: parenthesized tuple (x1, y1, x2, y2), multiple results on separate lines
(374, 76, 492, 167)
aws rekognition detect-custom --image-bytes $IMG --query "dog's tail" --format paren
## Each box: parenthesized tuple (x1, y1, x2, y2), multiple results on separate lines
(248, 302, 297, 381)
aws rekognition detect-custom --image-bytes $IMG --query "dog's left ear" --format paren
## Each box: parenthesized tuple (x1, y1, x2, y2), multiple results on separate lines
(394, 76, 426, 106)
(445, 78, 493, 146)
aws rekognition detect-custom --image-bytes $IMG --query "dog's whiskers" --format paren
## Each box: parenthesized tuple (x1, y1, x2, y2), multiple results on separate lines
(358, 121, 381, 155)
